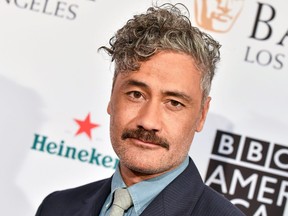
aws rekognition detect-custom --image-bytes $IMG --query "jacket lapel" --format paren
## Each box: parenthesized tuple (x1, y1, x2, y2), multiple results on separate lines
(74, 178, 112, 216)
(140, 159, 205, 216)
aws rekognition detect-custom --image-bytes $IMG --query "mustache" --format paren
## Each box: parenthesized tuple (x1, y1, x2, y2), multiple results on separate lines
(121, 128, 170, 150)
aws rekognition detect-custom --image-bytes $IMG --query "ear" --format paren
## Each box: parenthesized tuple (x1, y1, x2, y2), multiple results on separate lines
(107, 101, 111, 115)
(195, 97, 211, 132)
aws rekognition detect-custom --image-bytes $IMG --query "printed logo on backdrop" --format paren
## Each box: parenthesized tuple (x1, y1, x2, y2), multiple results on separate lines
(74, 113, 99, 140)
(2, 0, 97, 20)
(194, 0, 245, 33)
(205, 130, 288, 216)
(245, 2, 288, 71)
(193, 1, 288, 71)
(31, 113, 119, 170)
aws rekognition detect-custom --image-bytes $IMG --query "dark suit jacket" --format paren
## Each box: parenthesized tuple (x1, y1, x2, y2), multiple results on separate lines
(36, 159, 245, 216)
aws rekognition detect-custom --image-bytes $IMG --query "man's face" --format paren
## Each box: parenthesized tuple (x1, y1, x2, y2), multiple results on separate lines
(195, 0, 244, 32)
(108, 52, 210, 179)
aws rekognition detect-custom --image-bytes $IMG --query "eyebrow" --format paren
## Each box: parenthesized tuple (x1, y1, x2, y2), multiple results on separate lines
(124, 79, 150, 90)
(163, 91, 193, 103)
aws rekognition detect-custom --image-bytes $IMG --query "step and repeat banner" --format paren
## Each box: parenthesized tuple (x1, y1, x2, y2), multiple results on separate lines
(1, 0, 288, 215)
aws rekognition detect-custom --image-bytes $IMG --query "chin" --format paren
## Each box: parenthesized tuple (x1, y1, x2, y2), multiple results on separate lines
(122, 155, 179, 176)
(121, 157, 166, 175)
(128, 164, 167, 175)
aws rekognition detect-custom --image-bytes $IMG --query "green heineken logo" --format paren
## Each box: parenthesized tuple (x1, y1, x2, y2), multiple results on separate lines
(31, 134, 118, 169)
(31, 113, 118, 170)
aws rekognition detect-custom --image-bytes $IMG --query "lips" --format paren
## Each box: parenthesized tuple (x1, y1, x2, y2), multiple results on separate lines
(129, 137, 164, 149)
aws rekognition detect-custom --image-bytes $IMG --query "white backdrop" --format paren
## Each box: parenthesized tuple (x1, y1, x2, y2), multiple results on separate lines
(1, 0, 288, 215)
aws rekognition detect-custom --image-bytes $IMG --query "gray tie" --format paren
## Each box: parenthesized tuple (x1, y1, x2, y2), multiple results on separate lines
(109, 188, 133, 216)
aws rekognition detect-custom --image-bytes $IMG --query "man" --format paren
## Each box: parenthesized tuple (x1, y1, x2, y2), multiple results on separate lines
(36, 4, 245, 216)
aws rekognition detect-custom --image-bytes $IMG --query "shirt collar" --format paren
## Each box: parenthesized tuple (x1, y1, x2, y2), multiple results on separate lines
(109, 156, 189, 215)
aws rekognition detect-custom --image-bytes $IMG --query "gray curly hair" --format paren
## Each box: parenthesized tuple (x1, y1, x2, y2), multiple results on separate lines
(100, 4, 221, 101)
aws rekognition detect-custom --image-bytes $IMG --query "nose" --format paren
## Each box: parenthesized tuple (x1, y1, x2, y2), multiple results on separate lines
(136, 100, 162, 132)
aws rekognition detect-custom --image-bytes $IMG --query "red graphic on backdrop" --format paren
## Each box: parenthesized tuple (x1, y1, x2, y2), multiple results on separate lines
(74, 113, 99, 139)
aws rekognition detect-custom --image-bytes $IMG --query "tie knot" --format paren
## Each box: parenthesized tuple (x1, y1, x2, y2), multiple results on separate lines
(113, 188, 133, 210)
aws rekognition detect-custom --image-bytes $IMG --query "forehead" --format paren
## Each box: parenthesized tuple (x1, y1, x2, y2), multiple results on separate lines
(115, 52, 202, 96)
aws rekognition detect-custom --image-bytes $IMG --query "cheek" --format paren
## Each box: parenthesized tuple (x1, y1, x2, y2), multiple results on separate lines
(110, 102, 135, 133)
(169, 110, 199, 131)
(168, 120, 196, 148)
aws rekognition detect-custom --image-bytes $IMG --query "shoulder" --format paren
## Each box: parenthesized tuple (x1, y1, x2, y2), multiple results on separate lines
(47, 178, 110, 200)
(193, 185, 246, 216)
(35, 178, 111, 216)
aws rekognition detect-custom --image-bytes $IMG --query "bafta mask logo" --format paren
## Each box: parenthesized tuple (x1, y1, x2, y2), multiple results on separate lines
(195, 0, 244, 33)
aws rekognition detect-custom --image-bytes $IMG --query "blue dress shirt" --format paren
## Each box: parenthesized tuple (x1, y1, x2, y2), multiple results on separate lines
(99, 156, 189, 216)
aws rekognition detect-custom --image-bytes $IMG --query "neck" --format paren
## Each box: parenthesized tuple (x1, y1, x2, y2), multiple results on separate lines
(119, 164, 170, 187)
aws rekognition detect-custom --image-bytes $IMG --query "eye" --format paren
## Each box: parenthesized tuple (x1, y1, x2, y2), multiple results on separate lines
(167, 100, 185, 111)
(126, 91, 144, 101)
(170, 100, 182, 107)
